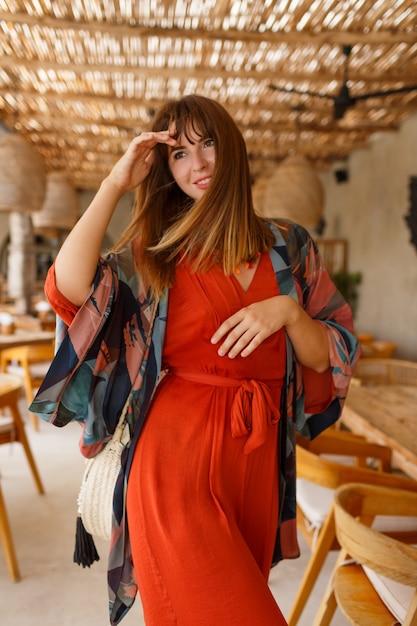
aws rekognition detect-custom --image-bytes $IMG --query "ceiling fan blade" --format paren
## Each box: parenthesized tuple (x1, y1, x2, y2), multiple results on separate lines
(269, 84, 333, 100)
(354, 85, 417, 101)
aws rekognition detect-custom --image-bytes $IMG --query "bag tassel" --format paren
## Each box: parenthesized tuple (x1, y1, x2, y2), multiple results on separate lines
(73, 515, 100, 568)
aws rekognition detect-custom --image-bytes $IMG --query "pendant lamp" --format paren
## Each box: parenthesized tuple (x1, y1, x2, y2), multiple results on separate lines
(256, 155, 324, 232)
(32, 170, 79, 237)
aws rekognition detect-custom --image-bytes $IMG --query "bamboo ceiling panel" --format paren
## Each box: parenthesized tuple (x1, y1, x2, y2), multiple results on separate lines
(0, 1, 416, 190)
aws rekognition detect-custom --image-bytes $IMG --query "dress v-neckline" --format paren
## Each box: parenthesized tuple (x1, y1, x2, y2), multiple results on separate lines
(230, 253, 263, 293)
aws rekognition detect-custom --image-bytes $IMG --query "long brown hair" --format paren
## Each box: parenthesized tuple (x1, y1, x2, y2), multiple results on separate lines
(113, 94, 275, 296)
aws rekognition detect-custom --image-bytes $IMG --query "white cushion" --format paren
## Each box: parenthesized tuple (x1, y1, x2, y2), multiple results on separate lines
(297, 479, 333, 528)
(363, 564, 415, 623)
(297, 478, 417, 534)
(0, 416, 15, 434)
(4, 364, 25, 377)
(5, 362, 51, 378)
(29, 362, 51, 378)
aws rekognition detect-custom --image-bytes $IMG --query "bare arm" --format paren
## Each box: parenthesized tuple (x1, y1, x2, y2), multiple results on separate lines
(54, 131, 177, 306)
(210, 296, 330, 373)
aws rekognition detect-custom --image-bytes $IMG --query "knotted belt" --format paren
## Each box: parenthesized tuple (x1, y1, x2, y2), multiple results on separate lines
(169, 369, 283, 454)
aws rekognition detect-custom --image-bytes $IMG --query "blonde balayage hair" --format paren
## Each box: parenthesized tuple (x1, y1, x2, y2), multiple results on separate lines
(113, 94, 275, 297)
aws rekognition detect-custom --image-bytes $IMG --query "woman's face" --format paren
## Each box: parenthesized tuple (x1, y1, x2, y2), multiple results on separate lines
(168, 127, 216, 200)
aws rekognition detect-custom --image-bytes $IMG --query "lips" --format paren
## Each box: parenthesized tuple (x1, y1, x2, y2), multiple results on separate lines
(194, 176, 211, 187)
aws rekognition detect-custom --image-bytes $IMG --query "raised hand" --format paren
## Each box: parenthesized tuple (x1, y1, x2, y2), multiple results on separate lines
(107, 131, 178, 193)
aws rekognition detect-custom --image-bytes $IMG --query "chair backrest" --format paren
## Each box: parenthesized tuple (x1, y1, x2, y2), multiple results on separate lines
(333, 483, 417, 625)
(288, 432, 417, 626)
(353, 357, 417, 386)
(296, 440, 417, 492)
(0, 342, 55, 391)
(1, 342, 55, 371)
(334, 483, 417, 585)
(295, 430, 408, 491)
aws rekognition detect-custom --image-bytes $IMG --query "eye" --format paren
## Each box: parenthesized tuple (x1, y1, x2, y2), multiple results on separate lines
(172, 150, 187, 160)
(203, 138, 214, 149)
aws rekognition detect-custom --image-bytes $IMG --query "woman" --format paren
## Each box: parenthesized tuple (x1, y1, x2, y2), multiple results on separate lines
(31, 95, 359, 625)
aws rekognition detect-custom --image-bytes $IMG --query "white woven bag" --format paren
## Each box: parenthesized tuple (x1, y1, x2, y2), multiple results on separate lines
(76, 299, 159, 542)
(77, 397, 130, 540)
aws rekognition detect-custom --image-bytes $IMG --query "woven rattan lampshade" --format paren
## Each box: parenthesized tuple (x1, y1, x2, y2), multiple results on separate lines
(0, 134, 46, 213)
(32, 170, 79, 235)
(257, 155, 324, 230)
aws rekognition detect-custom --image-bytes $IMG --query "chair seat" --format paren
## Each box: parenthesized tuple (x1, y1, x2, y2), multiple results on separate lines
(363, 562, 416, 623)
(334, 564, 400, 626)
(1, 343, 55, 431)
(0, 416, 15, 435)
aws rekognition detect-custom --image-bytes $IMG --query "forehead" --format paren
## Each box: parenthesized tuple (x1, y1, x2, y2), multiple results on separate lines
(170, 122, 206, 145)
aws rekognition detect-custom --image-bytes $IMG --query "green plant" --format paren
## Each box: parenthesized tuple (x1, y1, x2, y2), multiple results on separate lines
(332, 271, 362, 318)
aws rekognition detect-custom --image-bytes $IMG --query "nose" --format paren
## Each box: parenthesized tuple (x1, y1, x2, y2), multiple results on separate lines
(192, 153, 207, 171)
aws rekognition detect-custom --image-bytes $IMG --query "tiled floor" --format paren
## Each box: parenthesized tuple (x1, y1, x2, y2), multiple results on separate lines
(0, 402, 347, 625)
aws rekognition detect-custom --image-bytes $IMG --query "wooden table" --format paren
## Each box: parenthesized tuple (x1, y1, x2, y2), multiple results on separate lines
(0, 329, 55, 350)
(341, 384, 417, 480)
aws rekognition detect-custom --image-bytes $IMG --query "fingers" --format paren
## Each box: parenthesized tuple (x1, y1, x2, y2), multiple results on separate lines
(131, 130, 177, 155)
(210, 297, 284, 359)
(109, 130, 178, 191)
(129, 130, 178, 168)
(211, 309, 263, 359)
(220, 327, 261, 359)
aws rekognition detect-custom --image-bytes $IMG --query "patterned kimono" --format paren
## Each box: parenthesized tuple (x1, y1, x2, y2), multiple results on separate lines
(30, 220, 360, 625)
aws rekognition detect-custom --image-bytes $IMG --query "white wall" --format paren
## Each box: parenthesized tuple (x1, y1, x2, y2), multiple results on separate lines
(319, 113, 417, 360)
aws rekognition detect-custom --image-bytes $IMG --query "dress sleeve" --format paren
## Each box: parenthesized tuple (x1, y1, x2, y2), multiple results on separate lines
(44, 263, 79, 326)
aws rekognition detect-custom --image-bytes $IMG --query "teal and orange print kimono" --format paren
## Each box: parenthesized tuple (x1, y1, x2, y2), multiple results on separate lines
(30, 220, 360, 625)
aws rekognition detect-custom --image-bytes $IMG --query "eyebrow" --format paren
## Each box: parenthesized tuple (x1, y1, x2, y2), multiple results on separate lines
(170, 144, 186, 154)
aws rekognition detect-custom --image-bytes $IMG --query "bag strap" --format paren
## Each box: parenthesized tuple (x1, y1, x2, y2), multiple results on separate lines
(112, 394, 132, 442)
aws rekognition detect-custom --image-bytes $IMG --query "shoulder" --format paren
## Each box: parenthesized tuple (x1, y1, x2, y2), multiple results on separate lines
(266, 218, 317, 271)
(267, 217, 314, 248)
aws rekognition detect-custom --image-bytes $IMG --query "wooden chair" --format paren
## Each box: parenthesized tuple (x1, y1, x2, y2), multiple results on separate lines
(0, 373, 45, 581)
(0, 480, 20, 581)
(313, 483, 417, 625)
(353, 357, 417, 386)
(287, 429, 417, 625)
(0, 373, 45, 495)
(0, 341, 55, 431)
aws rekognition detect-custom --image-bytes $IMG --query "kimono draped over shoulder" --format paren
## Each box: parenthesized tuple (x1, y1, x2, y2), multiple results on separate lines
(30, 220, 360, 625)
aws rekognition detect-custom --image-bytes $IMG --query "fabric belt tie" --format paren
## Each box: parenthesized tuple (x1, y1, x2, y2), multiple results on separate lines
(169, 369, 282, 455)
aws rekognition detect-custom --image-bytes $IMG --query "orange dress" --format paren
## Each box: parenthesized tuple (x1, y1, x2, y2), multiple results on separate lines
(126, 252, 288, 625)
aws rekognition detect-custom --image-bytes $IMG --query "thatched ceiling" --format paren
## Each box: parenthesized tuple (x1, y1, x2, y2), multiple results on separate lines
(1, 1, 417, 191)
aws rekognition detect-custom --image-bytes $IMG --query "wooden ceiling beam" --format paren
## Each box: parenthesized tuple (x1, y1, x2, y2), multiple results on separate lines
(1, 87, 417, 119)
(1, 109, 399, 140)
(1, 12, 416, 45)
(2, 55, 417, 85)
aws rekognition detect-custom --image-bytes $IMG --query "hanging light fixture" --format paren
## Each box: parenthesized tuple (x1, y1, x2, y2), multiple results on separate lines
(253, 108, 324, 232)
(260, 155, 324, 231)
(0, 134, 46, 213)
(32, 170, 79, 237)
